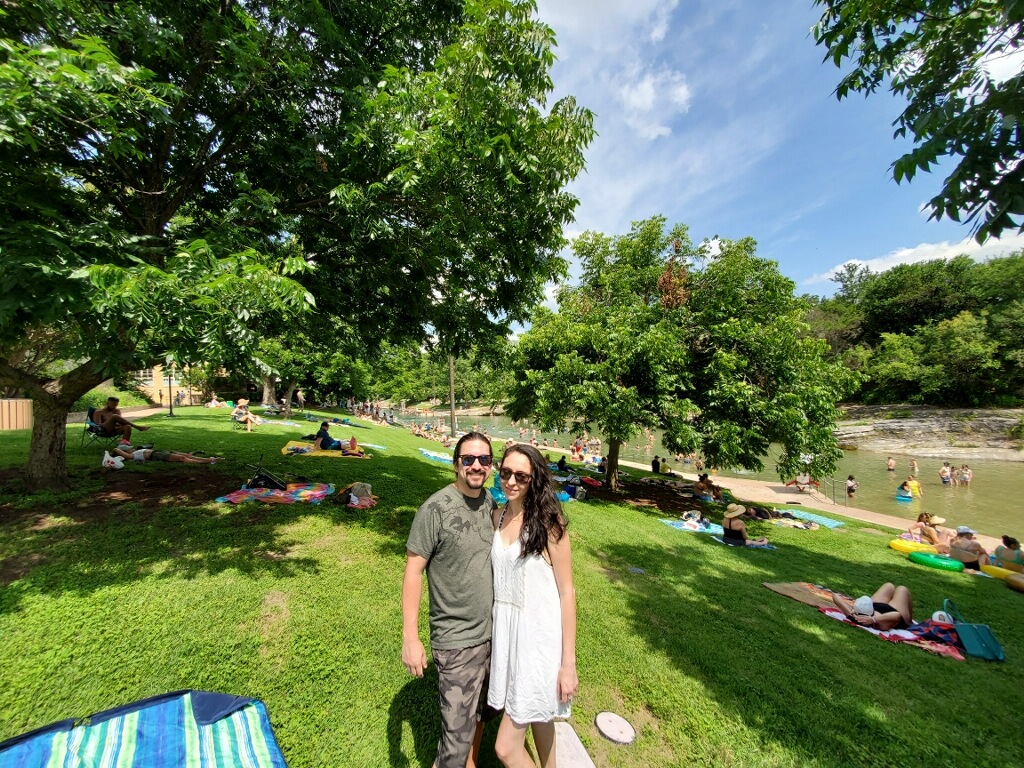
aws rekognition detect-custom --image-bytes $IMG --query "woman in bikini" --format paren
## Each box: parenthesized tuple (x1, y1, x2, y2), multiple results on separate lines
(832, 583, 913, 630)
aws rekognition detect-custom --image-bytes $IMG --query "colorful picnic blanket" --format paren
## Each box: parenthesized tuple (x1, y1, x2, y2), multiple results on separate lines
(783, 509, 845, 529)
(763, 582, 965, 660)
(660, 518, 725, 536)
(281, 440, 371, 458)
(217, 483, 335, 505)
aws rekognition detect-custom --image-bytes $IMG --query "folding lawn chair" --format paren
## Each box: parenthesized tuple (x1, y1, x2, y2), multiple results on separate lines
(80, 407, 122, 450)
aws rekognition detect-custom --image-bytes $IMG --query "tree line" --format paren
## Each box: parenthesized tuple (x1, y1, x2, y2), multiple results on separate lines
(805, 254, 1024, 406)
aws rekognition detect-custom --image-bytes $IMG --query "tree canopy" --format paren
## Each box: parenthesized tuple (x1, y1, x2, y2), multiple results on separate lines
(813, 0, 1024, 241)
(0, 0, 593, 489)
(507, 216, 857, 487)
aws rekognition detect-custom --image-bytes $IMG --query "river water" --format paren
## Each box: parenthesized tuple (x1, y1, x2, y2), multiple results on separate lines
(411, 413, 1022, 538)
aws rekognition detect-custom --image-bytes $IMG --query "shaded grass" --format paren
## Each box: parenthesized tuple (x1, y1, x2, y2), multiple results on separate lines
(1, 408, 1022, 766)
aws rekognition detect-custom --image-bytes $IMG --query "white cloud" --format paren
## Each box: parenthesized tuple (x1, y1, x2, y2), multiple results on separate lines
(616, 66, 692, 139)
(802, 231, 1024, 286)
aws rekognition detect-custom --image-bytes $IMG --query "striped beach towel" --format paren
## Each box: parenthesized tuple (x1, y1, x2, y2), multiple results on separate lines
(0, 690, 287, 767)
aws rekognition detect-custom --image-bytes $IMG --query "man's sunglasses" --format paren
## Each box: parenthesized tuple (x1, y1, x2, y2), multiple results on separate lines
(498, 468, 532, 484)
(458, 454, 493, 467)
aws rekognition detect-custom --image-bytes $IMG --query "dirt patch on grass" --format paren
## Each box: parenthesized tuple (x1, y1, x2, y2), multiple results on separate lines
(258, 590, 291, 667)
(586, 480, 708, 518)
(0, 552, 47, 588)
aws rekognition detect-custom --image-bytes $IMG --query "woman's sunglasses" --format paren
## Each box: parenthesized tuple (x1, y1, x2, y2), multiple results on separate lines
(499, 468, 532, 484)
(458, 454, 493, 467)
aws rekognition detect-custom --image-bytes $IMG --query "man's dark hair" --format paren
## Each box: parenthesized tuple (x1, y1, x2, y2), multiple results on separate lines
(453, 431, 492, 465)
(321, 421, 329, 428)
(106, 397, 119, 404)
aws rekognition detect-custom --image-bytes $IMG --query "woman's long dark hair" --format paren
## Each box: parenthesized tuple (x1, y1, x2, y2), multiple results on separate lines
(501, 443, 567, 558)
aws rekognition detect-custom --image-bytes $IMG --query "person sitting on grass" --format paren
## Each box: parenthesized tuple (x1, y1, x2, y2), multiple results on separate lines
(112, 446, 222, 464)
(722, 505, 769, 547)
(314, 421, 343, 451)
(94, 396, 151, 445)
(206, 393, 225, 408)
(694, 473, 722, 501)
(949, 526, 989, 571)
(557, 454, 568, 472)
(831, 583, 913, 630)
(231, 399, 262, 432)
(994, 535, 1024, 573)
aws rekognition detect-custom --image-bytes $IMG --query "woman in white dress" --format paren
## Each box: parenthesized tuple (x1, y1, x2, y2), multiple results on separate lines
(489, 444, 577, 767)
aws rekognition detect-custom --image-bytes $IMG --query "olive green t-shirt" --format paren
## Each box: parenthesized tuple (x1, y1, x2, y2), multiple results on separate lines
(407, 484, 495, 650)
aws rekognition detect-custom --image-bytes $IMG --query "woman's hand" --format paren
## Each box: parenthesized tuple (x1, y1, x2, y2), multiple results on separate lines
(557, 664, 578, 704)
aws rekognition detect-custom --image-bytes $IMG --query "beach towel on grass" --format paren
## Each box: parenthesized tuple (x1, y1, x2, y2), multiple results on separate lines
(763, 582, 964, 661)
(217, 482, 335, 504)
(281, 440, 371, 458)
(712, 536, 776, 549)
(419, 448, 454, 465)
(0, 690, 286, 768)
(781, 509, 845, 528)
(660, 519, 724, 536)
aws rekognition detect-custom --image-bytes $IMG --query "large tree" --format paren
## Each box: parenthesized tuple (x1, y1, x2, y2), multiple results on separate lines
(1, 0, 593, 489)
(508, 217, 857, 489)
(813, 0, 1024, 241)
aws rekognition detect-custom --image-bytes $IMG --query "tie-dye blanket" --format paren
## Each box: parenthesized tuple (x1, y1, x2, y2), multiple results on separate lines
(217, 483, 335, 505)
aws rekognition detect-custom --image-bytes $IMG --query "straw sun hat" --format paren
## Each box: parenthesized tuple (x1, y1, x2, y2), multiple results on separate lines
(724, 504, 746, 518)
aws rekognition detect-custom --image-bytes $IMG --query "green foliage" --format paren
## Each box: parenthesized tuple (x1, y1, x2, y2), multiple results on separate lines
(509, 217, 857, 483)
(71, 384, 150, 412)
(807, 254, 1024, 405)
(814, 0, 1024, 241)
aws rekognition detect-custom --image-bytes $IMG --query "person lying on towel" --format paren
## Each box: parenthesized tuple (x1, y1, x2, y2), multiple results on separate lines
(112, 446, 222, 464)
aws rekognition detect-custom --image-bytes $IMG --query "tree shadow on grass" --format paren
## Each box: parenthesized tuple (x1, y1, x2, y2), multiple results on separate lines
(0, 465, 326, 614)
(595, 528, 1020, 767)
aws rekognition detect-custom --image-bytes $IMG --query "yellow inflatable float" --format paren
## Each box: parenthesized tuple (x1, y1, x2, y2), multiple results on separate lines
(981, 564, 1017, 580)
(889, 539, 937, 555)
(1007, 573, 1024, 594)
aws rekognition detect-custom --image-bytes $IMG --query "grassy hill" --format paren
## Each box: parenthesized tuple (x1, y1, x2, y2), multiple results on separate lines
(1, 407, 1021, 766)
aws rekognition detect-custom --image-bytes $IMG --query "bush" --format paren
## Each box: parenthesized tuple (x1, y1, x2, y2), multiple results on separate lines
(72, 384, 151, 412)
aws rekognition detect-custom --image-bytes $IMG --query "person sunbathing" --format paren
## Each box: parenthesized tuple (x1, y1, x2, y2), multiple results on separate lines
(722, 505, 769, 546)
(231, 399, 262, 432)
(994, 535, 1024, 573)
(831, 583, 913, 631)
(907, 513, 952, 552)
(112, 447, 222, 464)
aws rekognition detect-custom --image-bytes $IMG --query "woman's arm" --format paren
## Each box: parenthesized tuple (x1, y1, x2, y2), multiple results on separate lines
(859, 611, 903, 631)
(549, 528, 578, 704)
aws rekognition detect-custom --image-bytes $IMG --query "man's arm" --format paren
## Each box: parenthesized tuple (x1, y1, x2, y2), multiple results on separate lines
(401, 551, 429, 677)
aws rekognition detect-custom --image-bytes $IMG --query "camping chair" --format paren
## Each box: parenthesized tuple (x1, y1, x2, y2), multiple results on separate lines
(230, 414, 246, 431)
(80, 407, 122, 450)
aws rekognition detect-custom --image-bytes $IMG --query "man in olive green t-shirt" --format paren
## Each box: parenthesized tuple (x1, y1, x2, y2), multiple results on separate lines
(402, 432, 496, 768)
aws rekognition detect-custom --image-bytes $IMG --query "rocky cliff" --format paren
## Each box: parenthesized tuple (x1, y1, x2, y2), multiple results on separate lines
(834, 405, 1024, 461)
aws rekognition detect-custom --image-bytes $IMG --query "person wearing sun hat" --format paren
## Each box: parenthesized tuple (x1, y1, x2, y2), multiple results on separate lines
(721, 504, 769, 547)
(949, 525, 989, 571)
(230, 398, 262, 432)
(832, 583, 914, 630)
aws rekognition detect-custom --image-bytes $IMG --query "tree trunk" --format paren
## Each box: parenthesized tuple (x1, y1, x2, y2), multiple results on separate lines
(262, 376, 277, 406)
(606, 438, 622, 491)
(26, 399, 74, 492)
(281, 382, 296, 418)
(448, 354, 457, 435)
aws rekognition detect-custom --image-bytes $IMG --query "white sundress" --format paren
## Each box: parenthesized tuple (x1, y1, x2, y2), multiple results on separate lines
(488, 521, 571, 724)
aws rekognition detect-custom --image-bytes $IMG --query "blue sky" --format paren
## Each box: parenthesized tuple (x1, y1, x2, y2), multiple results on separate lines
(532, 0, 1024, 297)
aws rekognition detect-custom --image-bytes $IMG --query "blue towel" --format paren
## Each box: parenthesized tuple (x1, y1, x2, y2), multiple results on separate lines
(660, 519, 725, 536)
(784, 509, 845, 529)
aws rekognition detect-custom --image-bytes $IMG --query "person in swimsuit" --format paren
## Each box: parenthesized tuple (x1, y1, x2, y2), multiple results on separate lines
(939, 463, 952, 485)
(722, 505, 769, 546)
(111, 447, 221, 464)
(994, 535, 1024, 573)
(886, 456, 896, 471)
(832, 583, 913, 630)
(949, 526, 988, 570)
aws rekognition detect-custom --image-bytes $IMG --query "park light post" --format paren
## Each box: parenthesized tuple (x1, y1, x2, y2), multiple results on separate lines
(167, 362, 176, 418)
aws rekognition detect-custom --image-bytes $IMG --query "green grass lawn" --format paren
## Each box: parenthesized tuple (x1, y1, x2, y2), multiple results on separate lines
(1, 408, 1022, 766)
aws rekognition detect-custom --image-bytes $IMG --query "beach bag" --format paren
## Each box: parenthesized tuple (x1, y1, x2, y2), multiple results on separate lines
(564, 484, 587, 501)
(102, 451, 125, 470)
(943, 599, 1005, 661)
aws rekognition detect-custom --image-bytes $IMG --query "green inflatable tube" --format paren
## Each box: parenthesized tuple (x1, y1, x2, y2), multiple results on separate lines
(909, 551, 965, 572)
